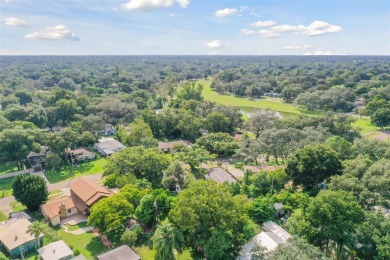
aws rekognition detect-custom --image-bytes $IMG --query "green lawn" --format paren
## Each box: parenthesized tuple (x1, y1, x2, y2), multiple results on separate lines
(65, 222, 88, 231)
(10, 201, 27, 212)
(0, 162, 18, 175)
(200, 79, 302, 115)
(0, 211, 7, 221)
(352, 117, 380, 136)
(56, 228, 106, 259)
(45, 158, 106, 183)
(0, 177, 14, 198)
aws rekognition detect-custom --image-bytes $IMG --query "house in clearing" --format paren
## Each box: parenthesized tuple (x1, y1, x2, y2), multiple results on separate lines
(100, 124, 116, 136)
(238, 221, 292, 259)
(69, 177, 111, 215)
(41, 177, 111, 225)
(158, 140, 192, 152)
(94, 138, 126, 157)
(40, 196, 80, 226)
(70, 147, 95, 162)
(0, 218, 43, 258)
(205, 167, 237, 184)
(97, 245, 140, 260)
(27, 145, 49, 172)
(37, 240, 73, 260)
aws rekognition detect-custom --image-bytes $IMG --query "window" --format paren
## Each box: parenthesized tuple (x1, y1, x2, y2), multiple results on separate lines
(68, 209, 72, 213)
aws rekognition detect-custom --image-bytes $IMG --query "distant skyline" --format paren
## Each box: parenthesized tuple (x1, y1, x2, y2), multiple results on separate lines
(1, 0, 390, 55)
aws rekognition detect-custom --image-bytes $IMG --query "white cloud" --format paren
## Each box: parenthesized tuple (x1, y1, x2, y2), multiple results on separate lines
(3, 17, 29, 28)
(202, 40, 231, 49)
(304, 49, 343, 55)
(250, 20, 276, 27)
(215, 8, 238, 18)
(122, 0, 190, 11)
(240, 29, 256, 36)
(169, 13, 182, 17)
(304, 20, 342, 36)
(24, 25, 79, 41)
(271, 24, 305, 33)
(259, 29, 280, 38)
(283, 44, 312, 50)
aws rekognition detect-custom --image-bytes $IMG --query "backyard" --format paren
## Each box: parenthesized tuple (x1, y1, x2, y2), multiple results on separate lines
(0, 162, 18, 175)
(0, 177, 14, 198)
(45, 157, 106, 183)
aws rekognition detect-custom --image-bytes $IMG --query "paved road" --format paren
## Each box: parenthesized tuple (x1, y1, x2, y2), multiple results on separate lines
(0, 174, 102, 215)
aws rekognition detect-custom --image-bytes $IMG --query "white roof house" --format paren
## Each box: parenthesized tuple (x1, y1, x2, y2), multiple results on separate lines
(238, 221, 292, 260)
(37, 240, 73, 260)
(94, 138, 126, 157)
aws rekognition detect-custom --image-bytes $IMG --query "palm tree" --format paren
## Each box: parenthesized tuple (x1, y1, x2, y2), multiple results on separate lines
(26, 221, 46, 248)
(152, 223, 184, 260)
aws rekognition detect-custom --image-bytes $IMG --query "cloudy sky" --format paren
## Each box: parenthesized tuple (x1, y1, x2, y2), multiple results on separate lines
(1, 0, 389, 55)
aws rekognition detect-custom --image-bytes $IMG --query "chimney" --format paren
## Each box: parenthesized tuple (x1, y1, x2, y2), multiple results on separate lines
(59, 203, 66, 217)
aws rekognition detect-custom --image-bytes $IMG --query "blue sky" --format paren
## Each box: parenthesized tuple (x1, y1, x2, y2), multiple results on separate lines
(1, 0, 389, 55)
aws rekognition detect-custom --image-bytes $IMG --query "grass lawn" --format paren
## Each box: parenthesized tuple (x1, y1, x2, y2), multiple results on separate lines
(352, 117, 380, 136)
(10, 201, 27, 212)
(0, 177, 14, 198)
(65, 222, 89, 231)
(45, 158, 106, 183)
(0, 211, 7, 221)
(200, 79, 302, 115)
(0, 162, 18, 175)
(56, 227, 106, 259)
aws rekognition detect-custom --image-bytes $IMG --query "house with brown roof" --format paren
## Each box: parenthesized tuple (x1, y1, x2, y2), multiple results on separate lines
(40, 196, 80, 226)
(69, 177, 111, 214)
(0, 218, 43, 258)
(158, 140, 192, 152)
(70, 147, 95, 162)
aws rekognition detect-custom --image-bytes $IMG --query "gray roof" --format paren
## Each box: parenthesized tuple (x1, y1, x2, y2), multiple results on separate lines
(205, 167, 237, 184)
(37, 240, 73, 260)
(96, 138, 125, 154)
(72, 254, 87, 260)
(97, 245, 140, 260)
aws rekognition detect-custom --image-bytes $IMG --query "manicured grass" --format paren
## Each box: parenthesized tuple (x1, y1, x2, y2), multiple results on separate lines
(0, 162, 18, 175)
(0, 211, 7, 221)
(10, 201, 27, 212)
(200, 79, 302, 115)
(45, 158, 106, 183)
(65, 222, 89, 231)
(0, 177, 14, 198)
(352, 117, 380, 136)
(56, 228, 106, 259)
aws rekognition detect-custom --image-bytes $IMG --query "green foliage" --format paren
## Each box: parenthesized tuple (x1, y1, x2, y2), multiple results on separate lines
(176, 111, 202, 141)
(174, 144, 215, 170)
(0, 251, 7, 260)
(118, 119, 158, 148)
(205, 112, 231, 133)
(247, 169, 289, 198)
(12, 174, 48, 211)
(45, 153, 62, 171)
(364, 95, 389, 116)
(169, 180, 256, 259)
(80, 114, 105, 142)
(249, 196, 276, 223)
(286, 144, 342, 190)
(271, 189, 309, 213)
(135, 189, 172, 225)
(354, 138, 390, 161)
(121, 230, 138, 246)
(88, 194, 134, 240)
(176, 82, 204, 102)
(120, 184, 151, 207)
(325, 135, 356, 160)
(288, 190, 363, 258)
(196, 132, 239, 156)
(162, 161, 185, 189)
(104, 146, 170, 186)
(371, 107, 390, 129)
(152, 223, 184, 260)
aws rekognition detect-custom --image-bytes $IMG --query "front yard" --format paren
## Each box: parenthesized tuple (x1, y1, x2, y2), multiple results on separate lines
(0, 177, 14, 198)
(45, 158, 107, 183)
(0, 162, 18, 175)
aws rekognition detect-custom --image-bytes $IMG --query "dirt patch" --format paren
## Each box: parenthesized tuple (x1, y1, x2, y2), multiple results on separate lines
(373, 131, 390, 142)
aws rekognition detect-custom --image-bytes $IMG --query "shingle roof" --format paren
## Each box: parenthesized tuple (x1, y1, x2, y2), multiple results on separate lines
(253, 232, 285, 252)
(205, 167, 237, 184)
(37, 240, 73, 260)
(97, 245, 140, 260)
(262, 221, 292, 242)
(40, 196, 77, 219)
(158, 140, 192, 150)
(70, 178, 111, 206)
(96, 138, 125, 155)
(0, 219, 41, 250)
(243, 165, 263, 174)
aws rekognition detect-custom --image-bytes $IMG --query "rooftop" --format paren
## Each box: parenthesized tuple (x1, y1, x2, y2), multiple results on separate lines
(262, 221, 292, 242)
(37, 240, 73, 260)
(158, 140, 192, 150)
(41, 196, 77, 219)
(205, 167, 237, 184)
(70, 178, 111, 206)
(0, 219, 41, 250)
(70, 147, 94, 156)
(96, 138, 126, 154)
(97, 245, 140, 260)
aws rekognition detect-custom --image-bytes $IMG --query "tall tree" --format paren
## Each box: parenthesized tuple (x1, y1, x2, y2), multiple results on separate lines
(13, 175, 48, 211)
(152, 223, 184, 260)
(175, 144, 215, 171)
(26, 221, 46, 248)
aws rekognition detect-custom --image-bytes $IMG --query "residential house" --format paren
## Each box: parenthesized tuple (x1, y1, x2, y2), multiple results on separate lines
(238, 221, 292, 259)
(158, 140, 192, 152)
(0, 218, 43, 258)
(27, 146, 49, 171)
(40, 196, 80, 226)
(69, 177, 111, 215)
(243, 165, 263, 174)
(100, 124, 116, 136)
(97, 245, 140, 260)
(70, 148, 95, 162)
(37, 240, 73, 260)
(205, 167, 237, 184)
(94, 138, 126, 157)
